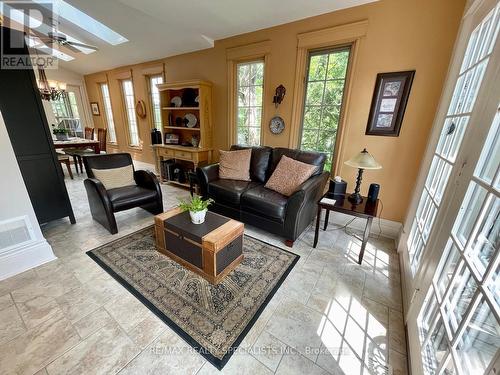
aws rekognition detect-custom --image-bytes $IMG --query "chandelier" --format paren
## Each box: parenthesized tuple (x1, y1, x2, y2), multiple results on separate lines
(37, 65, 66, 101)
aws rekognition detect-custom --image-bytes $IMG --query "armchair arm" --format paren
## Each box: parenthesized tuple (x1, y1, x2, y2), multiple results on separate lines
(284, 171, 329, 240)
(196, 163, 219, 198)
(84, 177, 118, 233)
(134, 170, 162, 199)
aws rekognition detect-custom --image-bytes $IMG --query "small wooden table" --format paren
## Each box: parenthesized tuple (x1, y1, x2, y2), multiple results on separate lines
(154, 207, 244, 284)
(53, 137, 100, 154)
(313, 192, 379, 265)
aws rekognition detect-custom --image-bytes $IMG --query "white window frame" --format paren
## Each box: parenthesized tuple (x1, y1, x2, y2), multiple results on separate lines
(235, 60, 265, 146)
(99, 82, 117, 143)
(121, 79, 140, 147)
(148, 74, 164, 131)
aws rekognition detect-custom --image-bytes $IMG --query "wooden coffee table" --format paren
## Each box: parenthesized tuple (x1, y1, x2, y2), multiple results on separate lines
(154, 207, 244, 284)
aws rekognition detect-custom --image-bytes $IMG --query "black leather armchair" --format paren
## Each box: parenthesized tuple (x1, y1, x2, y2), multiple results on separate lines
(197, 146, 329, 246)
(83, 153, 163, 234)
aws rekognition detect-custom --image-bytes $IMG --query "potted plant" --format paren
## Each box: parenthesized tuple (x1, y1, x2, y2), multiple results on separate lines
(52, 125, 69, 141)
(178, 195, 214, 224)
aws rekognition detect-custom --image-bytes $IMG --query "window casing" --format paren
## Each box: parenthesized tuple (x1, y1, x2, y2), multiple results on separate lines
(236, 60, 264, 146)
(299, 46, 351, 172)
(100, 83, 117, 143)
(148, 75, 163, 130)
(121, 79, 140, 147)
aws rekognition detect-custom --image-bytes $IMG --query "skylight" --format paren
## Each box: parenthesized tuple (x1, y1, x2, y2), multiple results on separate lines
(50, 0, 128, 46)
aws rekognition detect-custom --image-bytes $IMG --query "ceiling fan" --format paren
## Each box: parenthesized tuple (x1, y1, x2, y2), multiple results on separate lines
(42, 31, 99, 52)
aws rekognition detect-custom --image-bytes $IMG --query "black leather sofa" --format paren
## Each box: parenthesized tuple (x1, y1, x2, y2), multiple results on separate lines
(197, 146, 329, 246)
(83, 153, 163, 234)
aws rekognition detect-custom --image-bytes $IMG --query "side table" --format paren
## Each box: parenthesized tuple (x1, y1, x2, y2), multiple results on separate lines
(313, 192, 379, 264)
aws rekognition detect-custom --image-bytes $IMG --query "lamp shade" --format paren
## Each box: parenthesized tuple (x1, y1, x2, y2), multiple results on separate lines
(344, 148, 382, 170)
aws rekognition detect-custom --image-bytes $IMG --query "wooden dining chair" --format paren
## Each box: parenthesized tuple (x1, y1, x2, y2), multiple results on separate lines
(72, 127, 107, 173)
(67, 126, 96, 173)
(57, 154, 74, 179)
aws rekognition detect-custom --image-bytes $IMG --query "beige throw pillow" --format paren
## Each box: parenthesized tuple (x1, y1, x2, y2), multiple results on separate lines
(265, 155, 317, 196)
(218, 149, 252, 181)
(92, 165, 136, 190)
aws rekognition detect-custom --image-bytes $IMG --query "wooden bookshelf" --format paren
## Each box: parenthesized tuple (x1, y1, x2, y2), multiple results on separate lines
(153, 80, 213, 187)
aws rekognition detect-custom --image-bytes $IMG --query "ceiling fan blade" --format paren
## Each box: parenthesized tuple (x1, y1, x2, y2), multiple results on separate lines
(65, 41, 99, 51)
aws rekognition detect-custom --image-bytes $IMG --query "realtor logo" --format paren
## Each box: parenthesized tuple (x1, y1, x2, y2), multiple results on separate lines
(0, 0, 58, 69)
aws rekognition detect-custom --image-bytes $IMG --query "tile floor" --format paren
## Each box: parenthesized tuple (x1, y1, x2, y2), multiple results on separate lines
(0, 161, 407, 375)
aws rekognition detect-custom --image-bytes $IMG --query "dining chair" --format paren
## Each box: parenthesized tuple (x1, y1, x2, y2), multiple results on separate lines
(71, 128, 107, 173)
(57, 154, 74, 179)
(67, 126, 97, 173)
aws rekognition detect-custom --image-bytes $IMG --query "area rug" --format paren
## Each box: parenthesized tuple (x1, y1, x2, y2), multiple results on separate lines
(86, 226, 299, 370)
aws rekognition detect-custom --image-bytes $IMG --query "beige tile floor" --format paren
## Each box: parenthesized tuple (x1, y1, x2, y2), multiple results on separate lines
(0, 161, 408, 375)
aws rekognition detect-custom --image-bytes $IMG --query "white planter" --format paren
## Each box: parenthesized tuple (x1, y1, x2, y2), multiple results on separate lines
(189, 209, 207, 224)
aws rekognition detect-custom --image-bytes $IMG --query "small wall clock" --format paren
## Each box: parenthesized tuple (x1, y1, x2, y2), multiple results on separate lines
(269, 116, 285, 134)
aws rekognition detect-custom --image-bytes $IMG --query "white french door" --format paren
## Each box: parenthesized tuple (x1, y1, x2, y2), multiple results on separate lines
(399, 1, 500, 374)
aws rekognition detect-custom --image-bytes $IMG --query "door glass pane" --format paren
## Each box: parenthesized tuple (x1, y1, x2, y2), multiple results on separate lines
(422, 318, 448, 374)
(455, 298, 500, 374)
(300, 47, 350, 172)
(466, 196, 499, 277)
(434, 240, 461, 299)
(419, 288, 440, 344)
(442, 264, 478, 335)
(475, 107, 500, 185)
(452, 182, 488, 248)
(486, 262, 499, 307)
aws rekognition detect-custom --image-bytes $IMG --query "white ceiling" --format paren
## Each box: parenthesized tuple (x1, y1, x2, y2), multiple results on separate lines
(51, 0, 377, 74)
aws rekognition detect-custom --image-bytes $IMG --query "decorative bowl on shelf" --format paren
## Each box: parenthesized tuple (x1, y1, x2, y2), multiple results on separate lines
(170, 96, 182, 107)
(184, 113, 198, 128)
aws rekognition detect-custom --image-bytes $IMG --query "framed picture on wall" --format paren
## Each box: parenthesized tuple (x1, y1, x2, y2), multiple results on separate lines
(366, 70, 415, 136)
(90, 102, 100, 116)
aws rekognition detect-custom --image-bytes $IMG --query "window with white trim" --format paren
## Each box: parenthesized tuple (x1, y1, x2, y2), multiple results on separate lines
(121, 79, 140, 146)
(236, 60, 264, 146)
(100, 83, 116, 143)
(299, 46, 350, 172)
(148, 75, 163, 130)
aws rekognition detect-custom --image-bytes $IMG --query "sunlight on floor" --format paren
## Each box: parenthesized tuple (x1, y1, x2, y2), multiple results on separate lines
(317, 295, 389, 375)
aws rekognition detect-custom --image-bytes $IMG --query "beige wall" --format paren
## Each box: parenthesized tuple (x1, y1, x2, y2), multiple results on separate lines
(84, 0, 465, 222)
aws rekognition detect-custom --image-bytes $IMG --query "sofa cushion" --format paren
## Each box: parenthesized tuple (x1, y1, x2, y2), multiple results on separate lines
(269, 148, 326, 177)
(108, 186, 157, 211)
(208, 179, 259, 206)
(265, 155, 318, 197)
(230, 145, 272, 183)
(241, 185, 288, 222)
(92, 165, 135, 190)
(219, 149, 252, 181)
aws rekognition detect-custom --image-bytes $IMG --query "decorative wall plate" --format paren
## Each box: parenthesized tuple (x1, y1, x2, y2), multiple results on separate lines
(269, 116, 285, 134)
(184, 113, 198, 128)
(170, 96, 182, 107)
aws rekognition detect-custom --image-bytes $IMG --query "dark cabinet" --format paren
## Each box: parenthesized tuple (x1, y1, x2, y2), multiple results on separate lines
(0, 27, 75, 224)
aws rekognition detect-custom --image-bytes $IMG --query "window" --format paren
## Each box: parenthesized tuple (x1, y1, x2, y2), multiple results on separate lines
(236, 60, 264, 146)
(100, 83, 117, 143)
(299, 47, 351, 172)
(50, 91, 82, 136)
(148, 75, 164, 130)
(121, 79, 140, 147)
(51, 93, 73, 122)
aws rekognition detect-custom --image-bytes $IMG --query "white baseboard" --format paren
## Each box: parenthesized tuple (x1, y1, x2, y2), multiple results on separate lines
(325, 211, 403, 240)
(0, 239, 56, 281)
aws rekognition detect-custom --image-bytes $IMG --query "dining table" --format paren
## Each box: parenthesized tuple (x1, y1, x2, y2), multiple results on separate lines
(52, 137, 100, 154)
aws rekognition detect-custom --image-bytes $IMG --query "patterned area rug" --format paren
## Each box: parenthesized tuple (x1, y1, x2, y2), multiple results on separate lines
(87, 226, 298, 369)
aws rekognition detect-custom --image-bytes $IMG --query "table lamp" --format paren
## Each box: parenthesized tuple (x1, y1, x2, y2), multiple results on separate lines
(344, 148, 382, 204)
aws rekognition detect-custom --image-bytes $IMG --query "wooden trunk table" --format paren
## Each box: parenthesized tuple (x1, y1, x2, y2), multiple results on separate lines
(154, 207, 244, 284)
